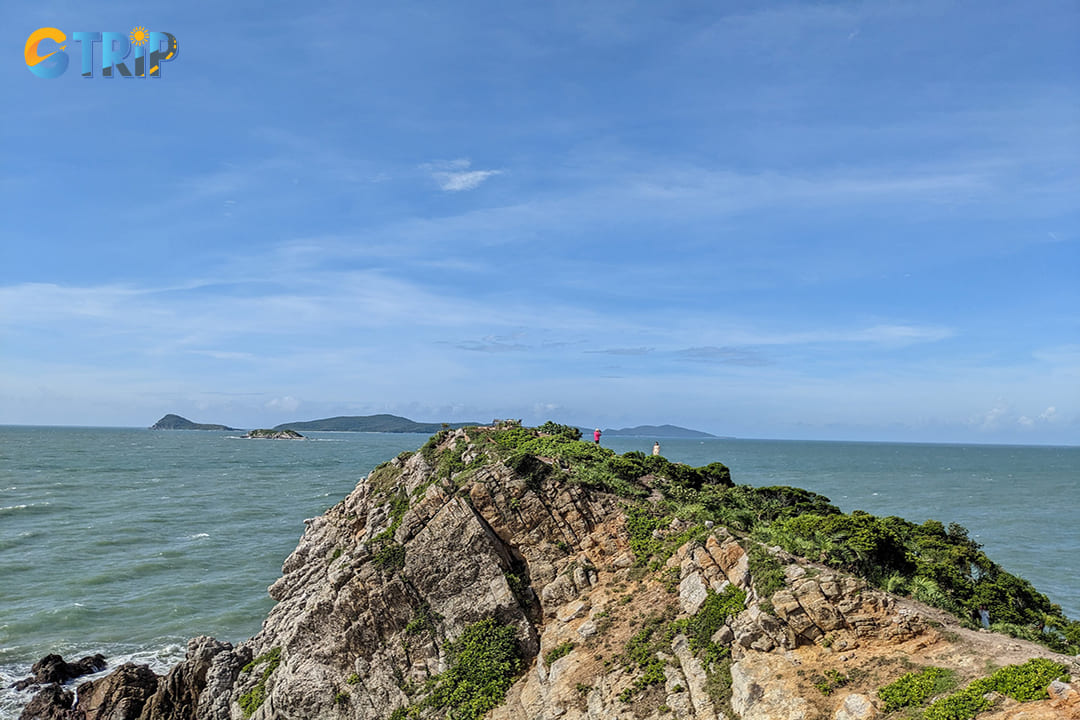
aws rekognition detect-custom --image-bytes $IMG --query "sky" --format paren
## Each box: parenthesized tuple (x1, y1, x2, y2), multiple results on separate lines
(1, 1, 1077, 444)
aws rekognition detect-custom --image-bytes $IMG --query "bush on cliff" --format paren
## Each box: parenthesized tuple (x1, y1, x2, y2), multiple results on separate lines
(428, 618, 521, 720)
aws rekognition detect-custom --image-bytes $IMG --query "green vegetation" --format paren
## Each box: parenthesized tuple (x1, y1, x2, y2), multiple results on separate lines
(750, 514, 1080, 651)
(404, 603, 442, 636)
(544, 641, 575, 665)
(373, 490, 409, 543)
(420, 429, 452, 463)
(238, 647, 282, 718)
(877, 666, 956, 712)
(373, 543, 406, 572)
(366, 487, 410, 574)
(537, 421, 582, 440)
(929, 660, 1065, 719)
(427, 618, 522, 720)
(669, 586, 746, 669)
(386, 619, 521, 720)
(369, 462, 404, 495)
(810, 669, 850, 696)
(618, 612, 673, 702)
(615, 587, 746, 704)
(745, 543, 785, 613)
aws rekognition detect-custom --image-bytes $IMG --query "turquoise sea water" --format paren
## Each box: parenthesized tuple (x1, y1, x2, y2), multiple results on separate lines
(1, 427, 1077, 718)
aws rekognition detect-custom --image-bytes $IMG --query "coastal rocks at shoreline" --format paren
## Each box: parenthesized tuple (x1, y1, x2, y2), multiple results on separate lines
(242, 429, 303, 440)
(18, 426, 1080, 720)
(12, 654, 106, 691)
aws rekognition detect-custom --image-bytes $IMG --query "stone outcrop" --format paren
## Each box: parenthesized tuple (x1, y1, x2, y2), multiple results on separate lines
(242, 429, 303, 439)
(18, 426, 1079, 720)
(13, 655, 106, 691)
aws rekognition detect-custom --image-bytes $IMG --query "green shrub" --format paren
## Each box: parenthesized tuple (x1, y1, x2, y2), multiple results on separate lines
(878, 666, 954, 711)
(811, 669, 849, 695)
(373, 543, 406, 572)
(238, 647, 282, 718)
(537, 421, 582, 440)
(368, 462, 404, 495)
(544, 641, 575, 665)
(428, 618, 521, 720)
(669, 586, 745, 669)
(404, 603, 441, 636)
(746, 544, 785, 608)
(922, 658, 1068, 720)
(420, 429, 451, 463)
(988, 657, 1068, 701)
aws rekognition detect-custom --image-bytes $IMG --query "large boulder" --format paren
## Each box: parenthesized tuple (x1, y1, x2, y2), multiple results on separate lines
(76, 663, 159, 720)
(14, 654, 107, 690)
(17, 683, 77, 720)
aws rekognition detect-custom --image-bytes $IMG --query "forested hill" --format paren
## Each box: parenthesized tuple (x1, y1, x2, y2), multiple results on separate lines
(601, 423, 719, 438)
(273, 414, 476, 433)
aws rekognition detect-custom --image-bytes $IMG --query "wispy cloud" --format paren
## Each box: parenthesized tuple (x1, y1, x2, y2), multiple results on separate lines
(455, 336, 529, 353)
(586, 347, 654, 356)
(423, 158, 503, 192)
(675, 346, 769, 366)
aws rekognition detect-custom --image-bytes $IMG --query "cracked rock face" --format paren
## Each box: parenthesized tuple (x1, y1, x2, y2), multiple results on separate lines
(21, 427, 1079, 720)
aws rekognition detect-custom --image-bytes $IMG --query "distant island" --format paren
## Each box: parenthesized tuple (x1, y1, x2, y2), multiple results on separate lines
(600, 423, 719, 439)
(273, 414, 477, 433)
(150, 414, 237, 431)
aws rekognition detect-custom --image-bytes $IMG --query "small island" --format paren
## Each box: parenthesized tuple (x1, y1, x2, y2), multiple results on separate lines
(600, 423, 720, 438)
(273, 414, 476, 433)
(150, 414, 237, 431)
(243, 429, 304, 440)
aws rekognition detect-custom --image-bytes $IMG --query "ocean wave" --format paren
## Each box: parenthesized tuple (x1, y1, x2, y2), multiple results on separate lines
(188, 533, 211, 540)
(0, 502, 50, 514)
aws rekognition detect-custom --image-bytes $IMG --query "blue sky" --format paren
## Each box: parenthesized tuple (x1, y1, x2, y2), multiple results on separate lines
(1, 1, 1077, 443)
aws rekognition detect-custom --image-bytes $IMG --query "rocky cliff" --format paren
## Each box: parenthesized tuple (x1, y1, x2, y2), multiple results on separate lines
(18, 423, 1080, 720)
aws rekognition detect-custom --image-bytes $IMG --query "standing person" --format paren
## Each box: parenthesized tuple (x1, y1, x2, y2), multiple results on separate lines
(593, 428, 601, 445)
(652, 441, 660, 456)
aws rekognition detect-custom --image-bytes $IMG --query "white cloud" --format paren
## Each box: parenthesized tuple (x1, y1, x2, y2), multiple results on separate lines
(266, 396, 301, 412)
(975, 405, 1008, 430)
(1039, 406, 1057, 421)
(423, 158, 503, 192)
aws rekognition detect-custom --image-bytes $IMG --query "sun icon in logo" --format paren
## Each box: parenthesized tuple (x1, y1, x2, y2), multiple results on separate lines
(130, 27, 149, 46)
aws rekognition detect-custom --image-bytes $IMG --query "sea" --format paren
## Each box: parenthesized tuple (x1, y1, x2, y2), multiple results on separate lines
(1, 427, 1077, 718)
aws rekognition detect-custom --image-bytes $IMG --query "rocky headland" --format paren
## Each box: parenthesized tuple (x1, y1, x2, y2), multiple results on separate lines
(16, 422, 1080, 720)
